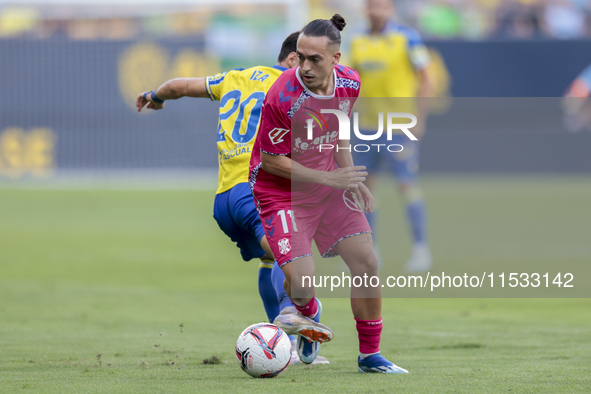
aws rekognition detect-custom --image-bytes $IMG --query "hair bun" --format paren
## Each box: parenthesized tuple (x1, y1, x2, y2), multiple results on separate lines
(330, 14, 346, 32)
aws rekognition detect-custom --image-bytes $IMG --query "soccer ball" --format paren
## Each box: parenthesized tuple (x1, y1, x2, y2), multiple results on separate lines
(235, 323, 291, 378)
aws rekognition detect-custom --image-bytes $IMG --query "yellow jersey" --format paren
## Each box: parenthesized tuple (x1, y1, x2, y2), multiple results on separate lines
(350, 22, 431, 129)
(205, 65, 287, 194)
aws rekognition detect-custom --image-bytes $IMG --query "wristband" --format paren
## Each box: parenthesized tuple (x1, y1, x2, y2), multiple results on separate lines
(151, 91, 165, 103)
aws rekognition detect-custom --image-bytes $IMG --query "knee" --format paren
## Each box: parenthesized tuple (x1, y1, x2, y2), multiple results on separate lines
(349, 251, 379, 276)
(399, 183, 423, 203)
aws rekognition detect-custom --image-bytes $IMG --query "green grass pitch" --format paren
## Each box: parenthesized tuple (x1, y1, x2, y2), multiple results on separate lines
(1, 176, 590, 393)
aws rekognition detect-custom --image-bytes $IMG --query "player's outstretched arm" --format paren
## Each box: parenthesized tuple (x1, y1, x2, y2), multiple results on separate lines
(136, 77, 209, 112)
(261, 152, 367, 190)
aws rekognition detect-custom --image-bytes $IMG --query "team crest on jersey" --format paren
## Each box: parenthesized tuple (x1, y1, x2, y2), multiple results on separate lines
(269, 128, 290, 145)
(278, 238, 291, 255)
(339, 99, 351, 114)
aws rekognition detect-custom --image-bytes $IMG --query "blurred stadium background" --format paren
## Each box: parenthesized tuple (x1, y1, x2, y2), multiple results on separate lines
(1, 0, 591, 185)
(1, 1, 591, 391)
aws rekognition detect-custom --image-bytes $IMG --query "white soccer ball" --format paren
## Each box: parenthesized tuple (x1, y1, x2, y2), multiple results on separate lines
(235, 323, 291, 378)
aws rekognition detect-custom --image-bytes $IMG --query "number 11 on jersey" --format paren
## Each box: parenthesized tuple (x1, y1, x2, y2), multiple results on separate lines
(277, 210, 297, 233)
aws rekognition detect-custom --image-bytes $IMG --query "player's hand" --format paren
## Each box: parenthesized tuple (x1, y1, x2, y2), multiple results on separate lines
(352, 182, 374, 213)
(136, 91, 165, 112)
(325, 166, 367, 189)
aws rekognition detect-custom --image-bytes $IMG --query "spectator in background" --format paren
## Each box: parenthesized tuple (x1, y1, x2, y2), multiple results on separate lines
(542, 0, 586, 39)
(417, 0, 462, 39)
(8, 0, 591, 41)
(563, 62, 591, 132)
(460, 0, 491, 40)
(493, 0, 544, 39)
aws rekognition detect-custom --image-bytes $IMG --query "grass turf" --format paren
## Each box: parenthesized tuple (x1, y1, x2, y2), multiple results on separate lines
(1, 176, 590, 393)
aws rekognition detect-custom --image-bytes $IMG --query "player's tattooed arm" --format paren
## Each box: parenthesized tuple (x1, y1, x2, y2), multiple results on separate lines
(353, 183, 374, 213)
(155, 77, 209, 99)
(136, 78, 209, 112)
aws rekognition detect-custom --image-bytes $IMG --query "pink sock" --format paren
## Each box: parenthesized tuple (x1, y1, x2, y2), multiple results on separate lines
(292, 297, 318, 317)
(355, 318, 382, 354)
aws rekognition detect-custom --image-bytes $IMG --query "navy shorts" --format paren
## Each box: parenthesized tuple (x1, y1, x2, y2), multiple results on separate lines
(353, 134, 420, 183)
(213, 182, 267, 261)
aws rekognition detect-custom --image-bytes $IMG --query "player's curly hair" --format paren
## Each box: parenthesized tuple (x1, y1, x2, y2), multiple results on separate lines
(301, 14, 346, 46)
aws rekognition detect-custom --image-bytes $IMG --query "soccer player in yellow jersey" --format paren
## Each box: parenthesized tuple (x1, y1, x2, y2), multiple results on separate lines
(350, 0, 433, 272)
(136, 32, 330, 365)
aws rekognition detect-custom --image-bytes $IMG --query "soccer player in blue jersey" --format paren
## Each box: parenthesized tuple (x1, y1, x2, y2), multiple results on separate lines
(563, 62, 591, 132)
(349, 0, 433, 273)
(136, 32, 329, 364)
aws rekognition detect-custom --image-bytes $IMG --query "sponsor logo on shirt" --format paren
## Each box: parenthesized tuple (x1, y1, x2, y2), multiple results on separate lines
(268, 128, 290, 145)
